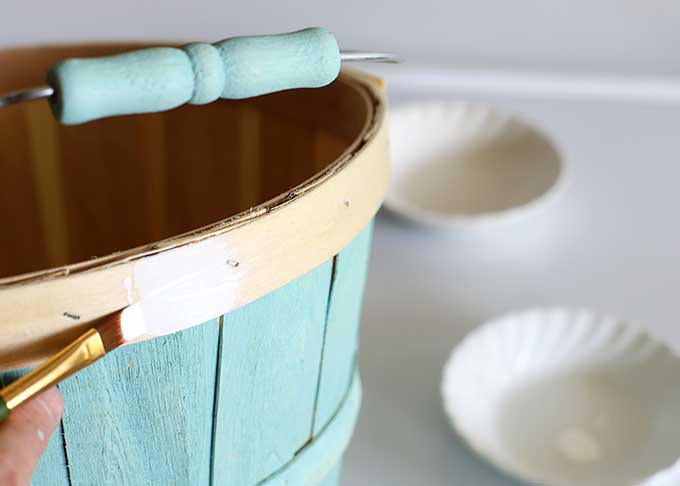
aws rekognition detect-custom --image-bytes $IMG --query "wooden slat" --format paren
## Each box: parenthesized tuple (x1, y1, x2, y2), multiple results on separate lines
(262, 372, 362, 485)
(211, 261, 332, 484)
(238, 105, 261, 210)
(57, 115, 173, 262)
(163, 102, 241, 237)
(24, 102, 69, 268)
(0, 370, 70, 486)
(56, 120, 108, 262)
(314, 130, 347, 173)
(258, 110, 317, 202)
(97, 115, 166, 248)
(313, 222, 373, 435)
(0, 105, 47, 276)
(134, 114, 167, 241)
(57, 319, 219, 485)
(250, 77, 370, 143)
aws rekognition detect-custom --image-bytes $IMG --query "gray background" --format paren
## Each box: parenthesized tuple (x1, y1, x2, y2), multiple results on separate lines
(4, 1, 680, 76)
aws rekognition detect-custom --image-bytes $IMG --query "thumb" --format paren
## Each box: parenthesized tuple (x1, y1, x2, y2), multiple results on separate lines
(0, 387, 64, 486)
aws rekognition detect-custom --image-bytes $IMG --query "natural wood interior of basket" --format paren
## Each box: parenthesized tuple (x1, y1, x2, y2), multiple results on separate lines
(0, 45, 368, 278)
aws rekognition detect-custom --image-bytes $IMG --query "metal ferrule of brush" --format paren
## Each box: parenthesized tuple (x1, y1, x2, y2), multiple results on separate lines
(0, 329, 105, 420)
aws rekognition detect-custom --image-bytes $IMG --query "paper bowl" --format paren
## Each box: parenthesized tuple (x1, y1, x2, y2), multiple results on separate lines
(386, 101, 562, 228)
(441, 308, 680, 486)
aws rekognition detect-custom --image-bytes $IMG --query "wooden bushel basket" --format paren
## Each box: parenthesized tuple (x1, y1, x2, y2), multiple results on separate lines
(0, 44, 389, 485)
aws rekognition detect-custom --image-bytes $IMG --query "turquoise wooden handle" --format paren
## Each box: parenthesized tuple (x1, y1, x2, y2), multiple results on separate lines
(46, 27, 341, 125)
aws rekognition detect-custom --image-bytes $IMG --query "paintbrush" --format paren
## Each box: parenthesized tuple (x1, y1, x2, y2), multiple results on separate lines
(0, 306, 144, 422)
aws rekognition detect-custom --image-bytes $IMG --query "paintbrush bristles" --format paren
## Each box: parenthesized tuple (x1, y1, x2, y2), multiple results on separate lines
(97, 305, 147, 351)
(97, 312, 126, 352)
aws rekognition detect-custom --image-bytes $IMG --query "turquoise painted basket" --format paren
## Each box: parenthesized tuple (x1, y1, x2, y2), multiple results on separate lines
(0, 45, 389, 485)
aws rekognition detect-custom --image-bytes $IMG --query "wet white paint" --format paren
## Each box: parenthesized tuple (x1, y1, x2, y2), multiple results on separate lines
(123, 277, 135, 306)
(124, 238, 242, 339)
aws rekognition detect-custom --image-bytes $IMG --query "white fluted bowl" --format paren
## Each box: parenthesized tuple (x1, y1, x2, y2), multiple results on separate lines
(442, 308, 680, 486)
(387, 101, 562, 228)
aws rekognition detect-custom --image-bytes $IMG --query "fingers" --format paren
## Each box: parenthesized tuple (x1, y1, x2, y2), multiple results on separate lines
(0, 387, 64, 486)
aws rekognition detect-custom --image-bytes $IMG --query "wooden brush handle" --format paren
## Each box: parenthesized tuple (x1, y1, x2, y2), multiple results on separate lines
(46, 27, 340, 125)
(0, 329, 105, 422)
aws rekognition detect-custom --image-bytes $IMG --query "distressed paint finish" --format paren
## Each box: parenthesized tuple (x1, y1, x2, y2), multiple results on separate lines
(263, 373, 362, 486)
(59, 319, 220, 486)
(211, 260, 333, 484)
(0, 370, 70, 486)
(314, 222, 373, 435)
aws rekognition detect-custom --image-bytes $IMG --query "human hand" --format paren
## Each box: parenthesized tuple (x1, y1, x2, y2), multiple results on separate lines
(0, 387, 64, 486)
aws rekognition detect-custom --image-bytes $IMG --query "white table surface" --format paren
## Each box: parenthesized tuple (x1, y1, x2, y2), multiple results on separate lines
(341, 71, 680, 485)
